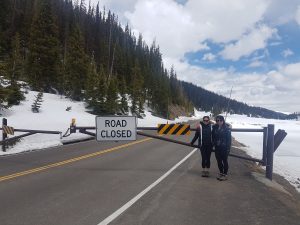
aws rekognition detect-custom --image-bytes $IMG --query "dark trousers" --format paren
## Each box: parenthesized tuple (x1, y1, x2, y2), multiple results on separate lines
(215, 147, 229, 174)
(200, 145, 212, 168)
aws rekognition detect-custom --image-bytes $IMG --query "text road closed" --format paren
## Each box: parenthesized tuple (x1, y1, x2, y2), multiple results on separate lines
(96, 116, 137, 141)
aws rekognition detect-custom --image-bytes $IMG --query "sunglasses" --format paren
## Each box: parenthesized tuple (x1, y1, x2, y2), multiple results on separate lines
(203, 120, 209, 122)
(216, 119, 223, 122)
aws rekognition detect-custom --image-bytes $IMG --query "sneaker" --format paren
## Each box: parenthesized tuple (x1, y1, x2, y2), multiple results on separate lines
(217, 173, 223, 180)
(219, 174, 228, 181)
(205, 171, 210, 177)
(201, 170, 206, 177)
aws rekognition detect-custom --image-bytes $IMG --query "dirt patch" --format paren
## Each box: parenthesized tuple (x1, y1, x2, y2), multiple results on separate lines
(168, 104, 193, 120)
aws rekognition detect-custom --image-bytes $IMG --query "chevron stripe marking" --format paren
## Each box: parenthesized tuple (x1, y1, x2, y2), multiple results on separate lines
(167, 124, 180, 135)
(177, 124, 190, 135)
(158, 124, 170, 135)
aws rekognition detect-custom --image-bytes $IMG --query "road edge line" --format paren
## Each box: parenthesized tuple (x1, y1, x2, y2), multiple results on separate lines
(97, 148, 198, 225)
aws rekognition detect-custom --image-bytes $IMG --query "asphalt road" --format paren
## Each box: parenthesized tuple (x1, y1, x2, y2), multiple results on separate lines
(0, 130, 299, 225)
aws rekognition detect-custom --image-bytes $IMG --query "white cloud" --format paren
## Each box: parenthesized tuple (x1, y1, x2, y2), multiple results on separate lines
(269, 41, 282, 46)
(282, 49, 294, 58)
(124, 0, 270, 59)
(125, 0, 203, 58)
(220, 25, 277, 61)
(247, 60, 265, 68)
(282, 62, 300, 77)
(202, 53, 216, 62)
(184, 0, 269, 43)
(296, 5, 300, 25)
(90, 0, 138, 23)
(264, 0, 300, 25)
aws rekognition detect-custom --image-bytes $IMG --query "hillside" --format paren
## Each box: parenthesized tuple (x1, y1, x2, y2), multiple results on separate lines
(0, 0, 193, 118)
(180, 80, 292, 119)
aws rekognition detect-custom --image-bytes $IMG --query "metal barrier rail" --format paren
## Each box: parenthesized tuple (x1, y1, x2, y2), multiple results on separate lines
(0, 128, 61, 134)
(1, 118, 62, 152)
(137, 127, 264, 133)
(1, 118, 287, 181)
(136, 131, 264, 163)
(74, 124, 285, 180)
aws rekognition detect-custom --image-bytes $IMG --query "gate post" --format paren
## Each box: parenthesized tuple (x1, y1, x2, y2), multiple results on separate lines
(262, 127, 268, 166)
(2, 118, 7, 152)
(266, 124, 274, 180)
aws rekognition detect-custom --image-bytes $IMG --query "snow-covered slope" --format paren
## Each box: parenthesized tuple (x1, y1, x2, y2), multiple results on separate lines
(0, 91, 205, 155)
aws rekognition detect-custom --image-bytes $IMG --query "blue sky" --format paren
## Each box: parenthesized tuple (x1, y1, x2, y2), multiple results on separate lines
(185, 21, 300, 75)
(93, 0, 300, 113)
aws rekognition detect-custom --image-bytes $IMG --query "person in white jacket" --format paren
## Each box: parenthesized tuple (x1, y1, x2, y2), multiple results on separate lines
(191, 116, 213, 177)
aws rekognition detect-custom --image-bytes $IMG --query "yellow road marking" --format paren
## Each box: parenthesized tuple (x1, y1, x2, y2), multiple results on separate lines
(0, 138, 152, 182)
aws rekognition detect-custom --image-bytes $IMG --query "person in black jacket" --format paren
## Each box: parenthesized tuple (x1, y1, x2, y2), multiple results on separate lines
(191, 116, 213, 177)
(212, 115, 231, 181)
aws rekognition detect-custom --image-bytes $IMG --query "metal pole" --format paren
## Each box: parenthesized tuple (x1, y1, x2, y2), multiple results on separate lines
(137, 131, 263, 163)
(266, 124, 274, 180)
(0, 132, 36, 145)
(2, 118, 7, 152)
(136, 127, 264, 133)
(262, 127, 268, 166)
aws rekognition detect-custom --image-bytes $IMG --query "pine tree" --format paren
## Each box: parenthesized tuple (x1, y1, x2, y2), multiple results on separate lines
(94, 65, 108, 114)
(106, 77, 119, 115)
(0, 77, 10, 110)
(0, 0, 11, 55)
(119, 76, 128, 115)
(26, 1, 60, 92)
(64, 24, 88, 100)
(31, 91, 43, 113)
(85, 56, 98, 108)
(130, 60, 144, 117)
(0, 33, 25, 106)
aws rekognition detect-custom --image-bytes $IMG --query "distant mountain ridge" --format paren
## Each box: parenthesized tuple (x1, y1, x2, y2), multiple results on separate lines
(180, 80, 294, 119)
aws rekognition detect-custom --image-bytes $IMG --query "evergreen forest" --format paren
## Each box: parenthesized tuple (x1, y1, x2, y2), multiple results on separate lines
(0, 0, 193, 118)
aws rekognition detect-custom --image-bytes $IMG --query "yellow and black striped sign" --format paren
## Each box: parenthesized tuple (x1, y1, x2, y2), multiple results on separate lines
(157, 124, 190, 135)
(2, 125, 14, 135)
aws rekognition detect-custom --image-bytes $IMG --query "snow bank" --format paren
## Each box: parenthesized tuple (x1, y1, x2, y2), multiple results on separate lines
(226, 114, 300, 192)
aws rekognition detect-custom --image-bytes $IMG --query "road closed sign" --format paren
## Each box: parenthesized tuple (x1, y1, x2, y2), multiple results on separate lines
(96, 116, 137, 141)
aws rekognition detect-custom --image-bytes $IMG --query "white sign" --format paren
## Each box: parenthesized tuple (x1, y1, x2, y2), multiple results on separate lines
(96, 116, 137, 141)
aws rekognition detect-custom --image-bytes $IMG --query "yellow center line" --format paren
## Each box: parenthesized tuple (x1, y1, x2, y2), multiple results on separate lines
(0, 138, 152, 182)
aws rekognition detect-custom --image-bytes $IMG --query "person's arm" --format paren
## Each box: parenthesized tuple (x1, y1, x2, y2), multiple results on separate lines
(191, 124, 200, 145)
(226, 128, 232, 153)
(211, 126, 216, 146)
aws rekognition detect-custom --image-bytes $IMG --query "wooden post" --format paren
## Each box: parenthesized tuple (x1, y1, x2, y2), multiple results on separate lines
(266, 124, 274, 180)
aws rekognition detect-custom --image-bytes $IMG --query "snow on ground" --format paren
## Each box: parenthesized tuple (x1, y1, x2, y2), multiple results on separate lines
(226, 114, 300, 192)
(0, 91, 299, 192)
(0, 91, 205, 155)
